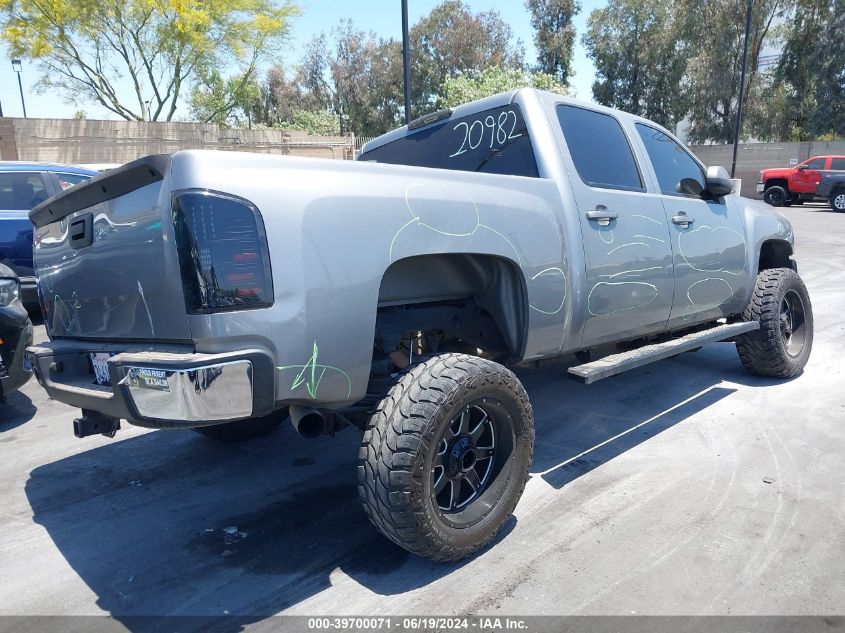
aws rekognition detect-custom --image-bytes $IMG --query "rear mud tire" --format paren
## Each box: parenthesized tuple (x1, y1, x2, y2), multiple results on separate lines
(357, 353, 533, 562)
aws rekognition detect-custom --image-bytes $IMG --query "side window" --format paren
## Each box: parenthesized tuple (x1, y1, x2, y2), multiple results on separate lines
(556, 105, 643, 192)
(830, 158, 845, 170)
(802, 158, 826, 170)
(636, 123, 706, 198)
(57, 173, 92, 190)
(0, 172, 49, 211)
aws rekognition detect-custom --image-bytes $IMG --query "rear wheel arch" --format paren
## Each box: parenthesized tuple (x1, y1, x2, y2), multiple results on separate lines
(375, 253, 529, 362)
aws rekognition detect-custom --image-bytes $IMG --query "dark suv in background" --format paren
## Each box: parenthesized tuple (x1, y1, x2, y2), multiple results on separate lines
(0, 162, 98, 306)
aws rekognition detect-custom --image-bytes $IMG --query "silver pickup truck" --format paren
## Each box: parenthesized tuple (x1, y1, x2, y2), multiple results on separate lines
(26, 89, 813, 561)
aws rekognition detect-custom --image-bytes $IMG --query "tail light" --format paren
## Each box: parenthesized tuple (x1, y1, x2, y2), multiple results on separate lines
(172, 191, 273, 313)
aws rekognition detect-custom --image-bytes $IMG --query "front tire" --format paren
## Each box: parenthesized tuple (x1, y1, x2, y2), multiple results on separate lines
(830, 190, 845, 212)
(763, 185, 788, 207)
(736, 268, 813, 377)
(193, 408, 288, 443)
(357, 354, 533, 561)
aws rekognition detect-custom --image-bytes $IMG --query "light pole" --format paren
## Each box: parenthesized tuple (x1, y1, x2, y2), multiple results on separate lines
(401, 0, 411, 124)
(730, 0, 752, 178)
(11, 59, 27, 118)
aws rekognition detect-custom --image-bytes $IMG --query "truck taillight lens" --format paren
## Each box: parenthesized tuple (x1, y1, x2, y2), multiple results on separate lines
(172, 191, 273, 313)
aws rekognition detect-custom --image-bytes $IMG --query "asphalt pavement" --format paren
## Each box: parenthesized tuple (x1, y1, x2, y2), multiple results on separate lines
(0, 203, 842, 625)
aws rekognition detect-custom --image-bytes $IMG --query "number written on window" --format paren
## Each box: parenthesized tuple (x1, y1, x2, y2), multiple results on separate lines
(450, 110, 522, 158)
(360, 104, 538, 178)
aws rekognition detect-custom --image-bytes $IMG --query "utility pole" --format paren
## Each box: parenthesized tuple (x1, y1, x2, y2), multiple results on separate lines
(12, 59, 27, 118)
(401, 0, 412, 124)
(731, 0, 752, 178)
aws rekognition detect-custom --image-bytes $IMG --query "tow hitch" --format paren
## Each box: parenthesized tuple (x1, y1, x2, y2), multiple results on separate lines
(73, 410, 121, 438)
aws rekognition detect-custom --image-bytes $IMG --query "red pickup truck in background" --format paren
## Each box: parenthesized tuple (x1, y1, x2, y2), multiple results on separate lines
(758, 155, 845, 206)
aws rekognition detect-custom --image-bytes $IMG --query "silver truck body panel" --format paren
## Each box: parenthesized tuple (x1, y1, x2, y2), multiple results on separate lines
(30, 88, 796, 416)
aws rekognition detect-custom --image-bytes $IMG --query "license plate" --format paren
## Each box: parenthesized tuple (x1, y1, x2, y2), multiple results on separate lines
(90, 353, 113, 386)
(756, 183, 765, 193)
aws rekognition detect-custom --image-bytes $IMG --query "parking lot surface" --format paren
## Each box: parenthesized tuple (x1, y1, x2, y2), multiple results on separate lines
(0, 203, 843, 623)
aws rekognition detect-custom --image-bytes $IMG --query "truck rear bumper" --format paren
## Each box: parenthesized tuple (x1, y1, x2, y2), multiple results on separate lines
(26, 341, 276, 428)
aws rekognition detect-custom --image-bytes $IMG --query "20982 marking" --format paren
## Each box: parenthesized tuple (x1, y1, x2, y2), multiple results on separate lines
(449, 110, 522, 157)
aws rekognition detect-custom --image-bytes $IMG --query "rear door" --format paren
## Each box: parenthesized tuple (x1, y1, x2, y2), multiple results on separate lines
(556, 105, 674, 347)
(634, 123, 748, 328)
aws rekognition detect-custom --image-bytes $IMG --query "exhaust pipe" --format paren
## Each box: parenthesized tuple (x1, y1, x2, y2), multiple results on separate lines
(289, 405, 328, 439)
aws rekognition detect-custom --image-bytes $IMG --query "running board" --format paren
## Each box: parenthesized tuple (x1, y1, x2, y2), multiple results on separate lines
(568, 321, 759, 384)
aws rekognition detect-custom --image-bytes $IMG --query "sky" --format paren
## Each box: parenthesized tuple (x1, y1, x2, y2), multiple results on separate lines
(0, 0, 602, 121)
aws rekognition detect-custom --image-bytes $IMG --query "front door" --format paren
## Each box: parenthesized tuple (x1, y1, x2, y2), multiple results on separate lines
(556, 105, 674, 347)
(792, 157, 827, 194)
(634, 123, 749, 328)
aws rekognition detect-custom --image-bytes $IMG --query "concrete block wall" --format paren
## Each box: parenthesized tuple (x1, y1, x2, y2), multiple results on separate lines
(0, 117, 353, 164)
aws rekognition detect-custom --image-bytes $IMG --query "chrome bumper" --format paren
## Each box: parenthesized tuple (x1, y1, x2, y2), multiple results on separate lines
(123, 361, 253, 422)
(26, 342, 276, 428)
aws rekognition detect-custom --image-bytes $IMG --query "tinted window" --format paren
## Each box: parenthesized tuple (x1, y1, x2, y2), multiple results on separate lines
(56, 172, 92, 190)
(828, 158, 845, 170)
(0, 172, 49, 211)
(636, 123, 706, 197)
(360, 104, 539, 178)
(557, 105, 643, 191)
(803, 158, 826, 170)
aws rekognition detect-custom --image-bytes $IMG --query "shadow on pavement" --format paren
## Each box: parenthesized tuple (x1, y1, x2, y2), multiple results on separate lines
(25, 341, 776, 628)
(0, 390, 37, 432)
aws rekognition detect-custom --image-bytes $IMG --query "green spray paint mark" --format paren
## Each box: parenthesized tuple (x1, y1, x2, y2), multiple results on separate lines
(277, 341, 352, 399)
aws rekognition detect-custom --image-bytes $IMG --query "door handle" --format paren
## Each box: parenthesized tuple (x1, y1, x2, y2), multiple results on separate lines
(671, 213, 695, 227)
(586, 207, 618, 225)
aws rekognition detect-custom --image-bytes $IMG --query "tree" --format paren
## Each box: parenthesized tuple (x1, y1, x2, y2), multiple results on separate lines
(189, 70, 263, 128)
(685, 0, 787, 143)
(441, 66, 568, 108)
(811, 0, 845, 137)
(583, 0, 691, 130)
(525, 0, 580, 85)
(296, 22, 403, 136)
(410, 0, 525, 113)
(0, 0, 299, 121)
(750, 0, 845, 140)
(278, 110, 340, 136)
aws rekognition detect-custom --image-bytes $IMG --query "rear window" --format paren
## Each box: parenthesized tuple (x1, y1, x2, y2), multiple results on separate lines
(830, 158, 845, 170)
(360, 104, 539, 178)
(557, 105, 643, 192)
(0, 172, 49, 211)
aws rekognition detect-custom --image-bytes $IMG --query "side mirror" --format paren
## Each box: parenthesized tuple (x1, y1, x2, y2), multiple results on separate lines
(705, 165, 733, 197)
